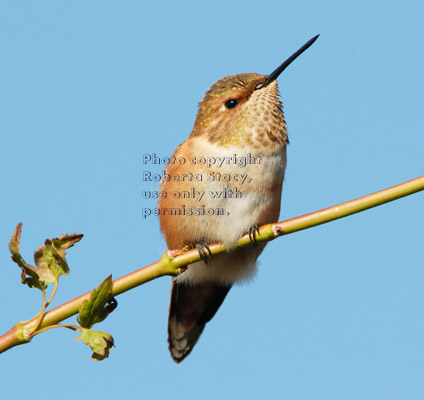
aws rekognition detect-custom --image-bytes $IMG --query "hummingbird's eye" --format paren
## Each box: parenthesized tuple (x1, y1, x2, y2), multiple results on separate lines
(224, 99, 239, 110)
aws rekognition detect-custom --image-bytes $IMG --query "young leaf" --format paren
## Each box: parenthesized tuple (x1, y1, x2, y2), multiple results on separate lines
(75, 328, 115, 361)
(9, 223, 45, 290)
(8, 224, 83, 289)
(33, 233, 83, 283)
(78, 275, 117, 329)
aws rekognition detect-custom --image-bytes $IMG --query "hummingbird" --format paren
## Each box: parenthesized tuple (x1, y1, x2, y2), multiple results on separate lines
(158, 35, 319, 363)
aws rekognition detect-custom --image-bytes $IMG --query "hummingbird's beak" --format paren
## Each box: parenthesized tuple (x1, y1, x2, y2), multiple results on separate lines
(255, 34, 319, 90)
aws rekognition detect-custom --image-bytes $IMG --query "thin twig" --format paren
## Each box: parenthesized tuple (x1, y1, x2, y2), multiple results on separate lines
(0, 175, 423, 354)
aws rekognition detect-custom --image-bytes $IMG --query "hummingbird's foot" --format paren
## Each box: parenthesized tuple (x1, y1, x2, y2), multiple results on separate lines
(247, 223, 260, 243)
(195, 242, 212, 264)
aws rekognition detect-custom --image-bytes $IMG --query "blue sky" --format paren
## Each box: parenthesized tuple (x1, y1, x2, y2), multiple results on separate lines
(1, 1, 423, 399)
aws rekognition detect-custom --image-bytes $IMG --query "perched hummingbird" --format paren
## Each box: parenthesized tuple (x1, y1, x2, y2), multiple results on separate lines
(158, 35, 319, 363)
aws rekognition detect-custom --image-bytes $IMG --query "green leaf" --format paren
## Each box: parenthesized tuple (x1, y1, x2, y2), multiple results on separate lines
(33, 233, 83, 283)
(9, 223, 45, 290)
(8, 223, 83, 289)
(75, 328, 114, 361)
(78, 275, 117, 329)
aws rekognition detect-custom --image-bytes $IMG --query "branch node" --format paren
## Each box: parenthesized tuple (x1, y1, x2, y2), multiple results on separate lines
(273, 225, 284, 237)
(167, 249, 183, 259)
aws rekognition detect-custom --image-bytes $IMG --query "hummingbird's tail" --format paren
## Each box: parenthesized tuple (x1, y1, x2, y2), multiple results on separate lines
(168, 280, 231, 363)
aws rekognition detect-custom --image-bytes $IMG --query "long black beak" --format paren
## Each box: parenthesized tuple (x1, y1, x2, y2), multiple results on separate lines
(255, 34, 319, 90)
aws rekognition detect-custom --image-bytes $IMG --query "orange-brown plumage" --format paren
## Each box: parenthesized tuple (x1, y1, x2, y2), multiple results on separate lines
(158, 35, 319, 362)
(159, 75, 287, 363)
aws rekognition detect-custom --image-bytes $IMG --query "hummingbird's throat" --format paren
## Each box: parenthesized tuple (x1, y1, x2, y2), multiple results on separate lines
(218, 82, 287, 148)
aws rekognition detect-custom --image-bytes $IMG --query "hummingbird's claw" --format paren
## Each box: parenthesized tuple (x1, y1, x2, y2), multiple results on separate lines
(248, 223, 260, 243)
(195, 243, 212, 264)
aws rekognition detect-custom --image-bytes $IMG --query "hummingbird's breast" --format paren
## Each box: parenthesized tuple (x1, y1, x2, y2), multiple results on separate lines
(159, 135, 286, 245)
(158, 136, 286, 285)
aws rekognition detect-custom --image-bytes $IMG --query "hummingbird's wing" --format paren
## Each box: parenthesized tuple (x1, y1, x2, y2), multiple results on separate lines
(168, 280, 231, 363)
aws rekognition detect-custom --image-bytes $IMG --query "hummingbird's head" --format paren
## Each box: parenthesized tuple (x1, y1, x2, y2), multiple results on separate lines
(189, 35, 319, 149)
(190, 73, 287, 148)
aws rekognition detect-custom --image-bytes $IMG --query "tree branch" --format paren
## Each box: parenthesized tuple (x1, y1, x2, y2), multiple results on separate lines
(1, 175, 423, 354)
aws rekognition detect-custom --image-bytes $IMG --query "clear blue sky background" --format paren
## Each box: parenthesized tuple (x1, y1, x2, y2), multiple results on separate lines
(1, 1, 423, 399)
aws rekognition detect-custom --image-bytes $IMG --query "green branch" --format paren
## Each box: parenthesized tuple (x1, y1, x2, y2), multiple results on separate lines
(1, 175, 423, 356)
